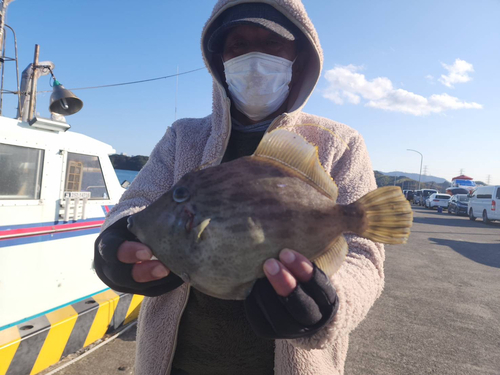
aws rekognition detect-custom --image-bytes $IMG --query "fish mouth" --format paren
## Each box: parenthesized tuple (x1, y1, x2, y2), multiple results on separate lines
(127, 216, 135, 232)
(180, 272, 191, 283)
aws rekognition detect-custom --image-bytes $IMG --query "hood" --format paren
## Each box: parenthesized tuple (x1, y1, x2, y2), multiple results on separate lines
(197, 0, 323, 167)
(201, 0, 323, 117)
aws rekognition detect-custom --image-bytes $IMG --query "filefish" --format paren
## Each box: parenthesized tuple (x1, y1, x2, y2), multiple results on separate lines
(127, 129, 413, 300)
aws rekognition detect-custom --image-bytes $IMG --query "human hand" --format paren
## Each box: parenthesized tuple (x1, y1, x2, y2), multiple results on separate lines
(245, 249, 339, 339)
(117, 241, 170, 282)
(263, 249, 314, 297)
(94, 216, 183, 296)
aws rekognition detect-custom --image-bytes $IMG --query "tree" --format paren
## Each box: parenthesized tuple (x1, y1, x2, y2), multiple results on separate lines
(109, 154, 149, 171)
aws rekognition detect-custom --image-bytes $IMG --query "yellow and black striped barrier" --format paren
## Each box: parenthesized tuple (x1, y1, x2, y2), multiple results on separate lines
(0, 290, 143, 375)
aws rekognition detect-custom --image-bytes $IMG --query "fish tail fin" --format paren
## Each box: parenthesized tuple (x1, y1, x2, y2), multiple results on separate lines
(354, 186, 413, 244)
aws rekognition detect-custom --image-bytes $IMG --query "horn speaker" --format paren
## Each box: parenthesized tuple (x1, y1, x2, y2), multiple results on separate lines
(49, 81, 83, 116)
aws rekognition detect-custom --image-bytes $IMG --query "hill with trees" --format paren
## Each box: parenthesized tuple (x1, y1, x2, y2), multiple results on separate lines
(374, 171, 450, 191)
(109, 154, 149, 171)
(381, 171, 447, 184)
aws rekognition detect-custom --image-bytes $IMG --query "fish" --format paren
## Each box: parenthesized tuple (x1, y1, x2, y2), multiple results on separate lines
(127, 128, 413, 300)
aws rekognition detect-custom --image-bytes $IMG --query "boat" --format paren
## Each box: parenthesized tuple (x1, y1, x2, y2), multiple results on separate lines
(0, 3, 142, 374)
(447, 175, 476, 194)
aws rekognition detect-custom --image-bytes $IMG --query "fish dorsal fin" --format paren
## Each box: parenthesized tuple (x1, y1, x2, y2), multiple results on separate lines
(313, 235, 348, 278)
(254, 129, 338, 201)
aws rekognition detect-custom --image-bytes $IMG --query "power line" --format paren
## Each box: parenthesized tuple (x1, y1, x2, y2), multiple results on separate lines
(2, 67, 207, 94)
(42, 67, 206, 92)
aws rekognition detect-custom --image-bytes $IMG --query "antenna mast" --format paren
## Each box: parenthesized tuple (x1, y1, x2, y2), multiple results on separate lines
(0, 0, 14, 51)
(0, 0, 20, 116)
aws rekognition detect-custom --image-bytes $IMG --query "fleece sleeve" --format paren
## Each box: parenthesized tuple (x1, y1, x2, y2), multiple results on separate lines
(101, 125, 178, 231)
(289, 133, 385, 350)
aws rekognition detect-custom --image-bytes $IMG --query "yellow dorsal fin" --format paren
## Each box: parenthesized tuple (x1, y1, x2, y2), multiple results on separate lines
(254, 129, 338, 201)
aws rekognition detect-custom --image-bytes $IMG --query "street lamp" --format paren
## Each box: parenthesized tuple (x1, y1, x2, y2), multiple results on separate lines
(407, 149, 423, 190)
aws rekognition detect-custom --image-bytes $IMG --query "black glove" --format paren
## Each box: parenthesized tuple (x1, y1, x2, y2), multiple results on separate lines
(244, 264, 339, 339)
(94, 216, 184, 297)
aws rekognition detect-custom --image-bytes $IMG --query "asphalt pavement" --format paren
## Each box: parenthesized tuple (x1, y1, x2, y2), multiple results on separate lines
(43, 204, 500, 375)
(345, 205, 500, 375)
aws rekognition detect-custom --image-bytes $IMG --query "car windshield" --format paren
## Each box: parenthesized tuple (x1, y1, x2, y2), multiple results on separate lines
(457, 195, 469, 202)
(423, 190, 437, 196)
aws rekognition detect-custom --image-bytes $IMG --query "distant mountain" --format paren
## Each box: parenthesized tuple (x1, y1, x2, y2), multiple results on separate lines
(374, 171, 450, 192)
(380, 171, 449, 184)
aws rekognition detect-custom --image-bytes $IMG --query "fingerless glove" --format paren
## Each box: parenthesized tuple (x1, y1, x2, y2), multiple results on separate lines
(94, 216, 184, 297)
(244, 264, 339, 339)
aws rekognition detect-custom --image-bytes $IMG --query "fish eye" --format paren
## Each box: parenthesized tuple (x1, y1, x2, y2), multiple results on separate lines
(173, 186, 190, 203)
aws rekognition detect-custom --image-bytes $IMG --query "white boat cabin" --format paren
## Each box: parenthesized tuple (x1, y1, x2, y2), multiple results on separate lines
(0, 116, 124, 328)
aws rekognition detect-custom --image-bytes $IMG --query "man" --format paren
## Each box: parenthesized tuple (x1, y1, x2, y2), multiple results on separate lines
(94, 1, 385, 374)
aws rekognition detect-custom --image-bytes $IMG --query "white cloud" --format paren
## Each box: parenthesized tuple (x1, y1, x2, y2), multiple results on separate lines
(323, 64, 482, 116)
(438, 58, 474, 88)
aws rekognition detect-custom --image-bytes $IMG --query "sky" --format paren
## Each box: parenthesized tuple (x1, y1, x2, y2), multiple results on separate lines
(1, 0, 499, 184)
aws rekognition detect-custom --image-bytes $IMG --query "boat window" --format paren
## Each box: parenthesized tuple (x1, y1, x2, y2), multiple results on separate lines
(0, 143, 44, 199)
(64, 153, 109, 200)
(454, 179, 475, 186)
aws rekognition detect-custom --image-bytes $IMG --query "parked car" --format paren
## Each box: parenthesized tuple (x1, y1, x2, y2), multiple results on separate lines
(448, 194, 470, 216)
(421, 189, 438, 206)
(406, 190, 414, 202)
(413, 190, 422, 205)
(425, 193, 451, 209)
(468, 185, 500, 223)
(425, 193, 451, 210)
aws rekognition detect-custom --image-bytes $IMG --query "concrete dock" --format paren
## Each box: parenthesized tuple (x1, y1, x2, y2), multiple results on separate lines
(43, 205, 500, 375)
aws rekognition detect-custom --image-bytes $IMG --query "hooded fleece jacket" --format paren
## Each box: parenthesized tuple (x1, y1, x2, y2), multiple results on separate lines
(101, 1, 385, 374)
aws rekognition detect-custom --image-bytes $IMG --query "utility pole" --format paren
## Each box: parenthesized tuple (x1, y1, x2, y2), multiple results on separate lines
(487, 175, 491, 185)
(407, 149, 423, 190)
(459, 168, 464, 175)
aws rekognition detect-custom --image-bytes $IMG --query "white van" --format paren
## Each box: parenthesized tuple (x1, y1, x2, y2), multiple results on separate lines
(468, 186, 500, 223)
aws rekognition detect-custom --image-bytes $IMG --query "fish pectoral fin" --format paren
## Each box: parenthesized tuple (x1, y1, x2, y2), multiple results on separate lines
(194, 218, 211, 243)
(253, 129, 338, 201)
(313, 235, 348, 278)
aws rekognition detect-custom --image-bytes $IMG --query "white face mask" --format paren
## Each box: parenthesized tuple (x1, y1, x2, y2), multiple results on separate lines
(223, 52, 294, 121)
